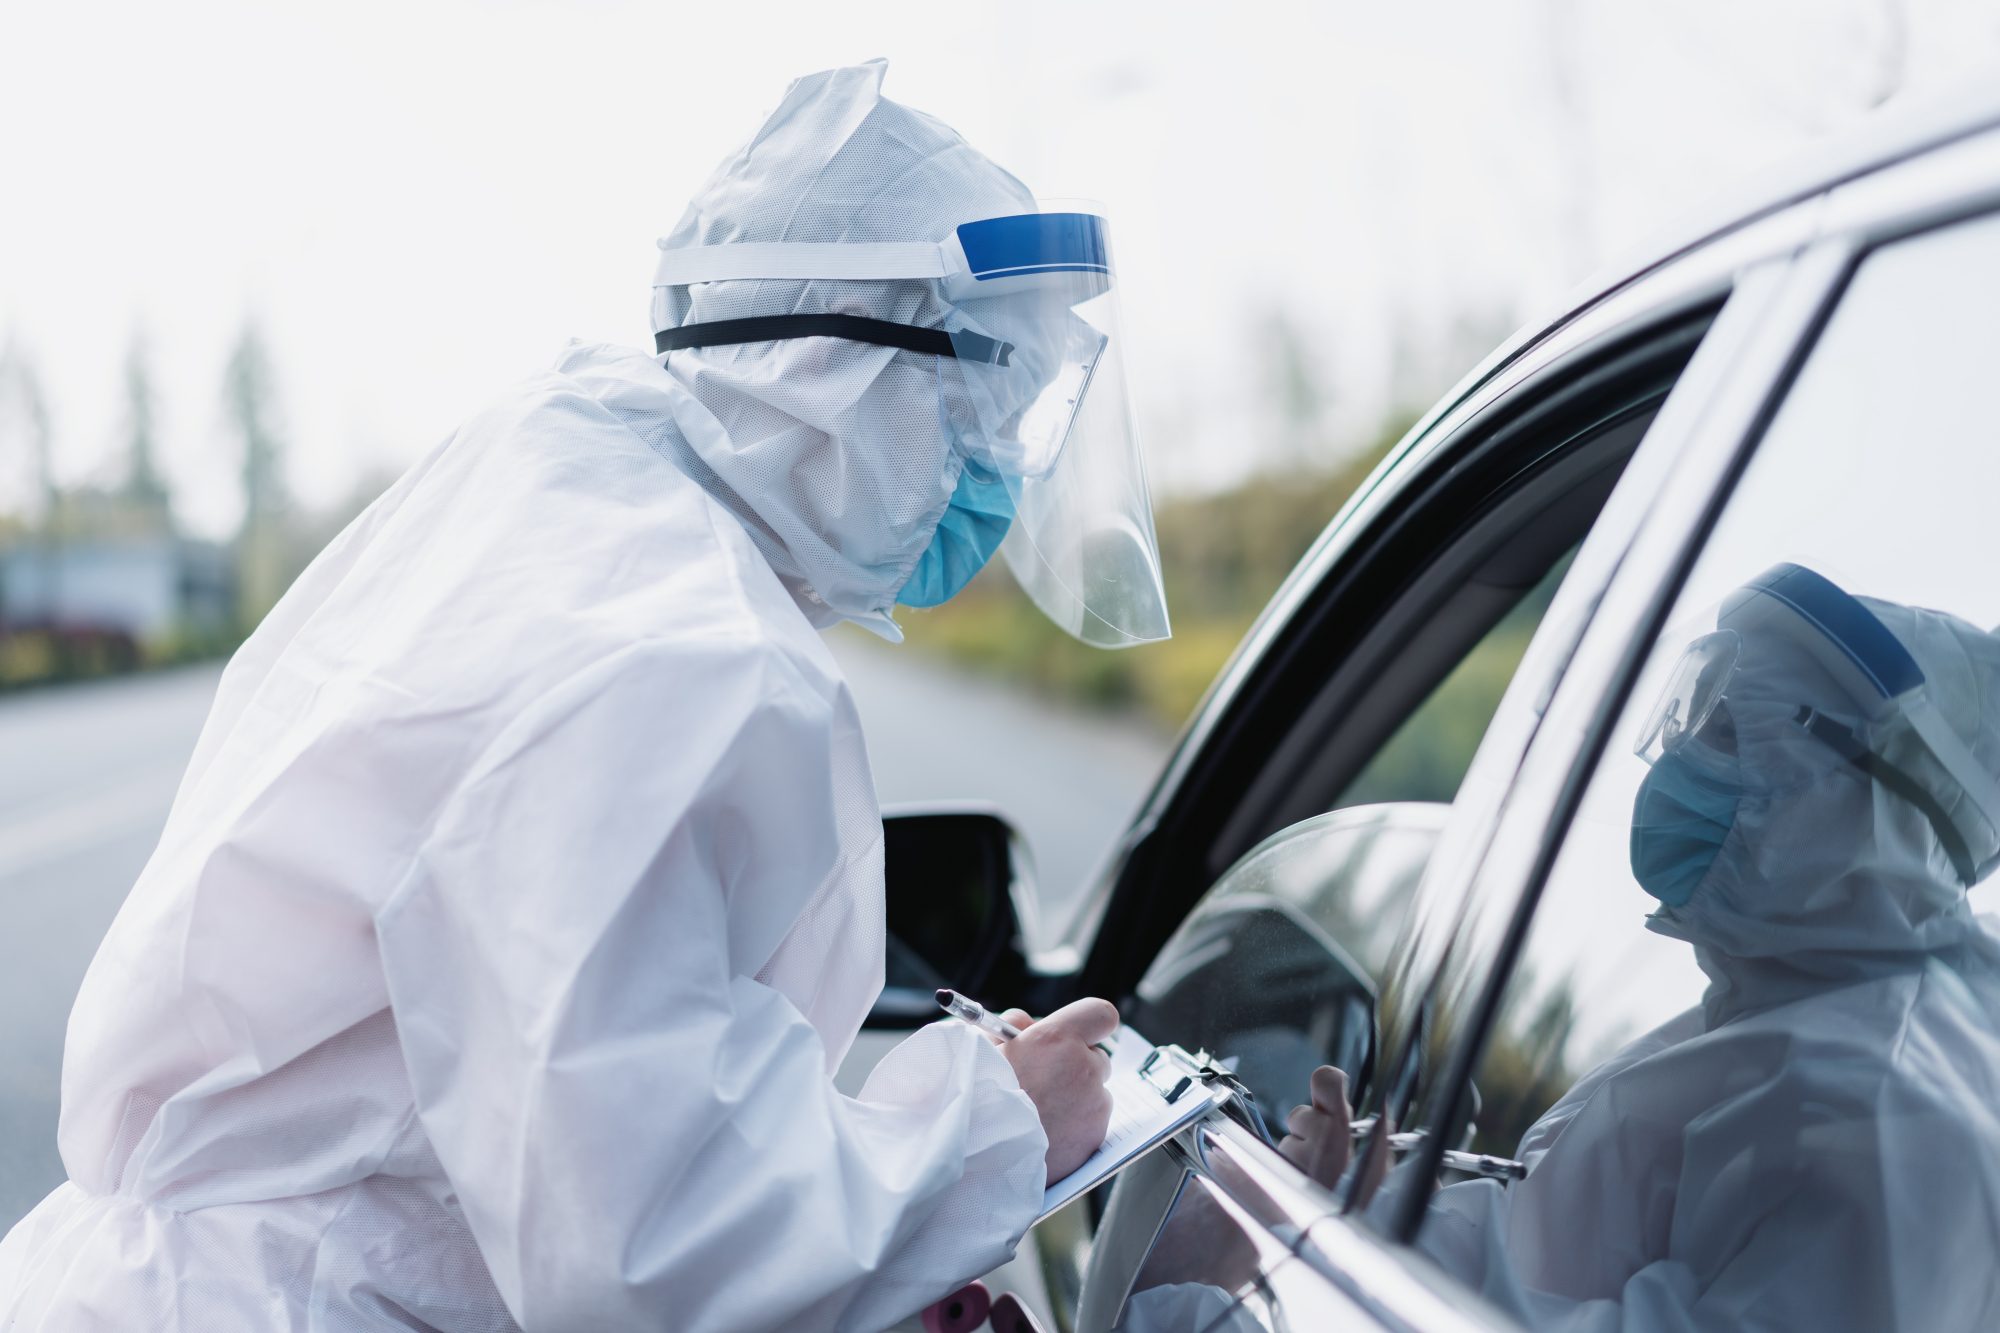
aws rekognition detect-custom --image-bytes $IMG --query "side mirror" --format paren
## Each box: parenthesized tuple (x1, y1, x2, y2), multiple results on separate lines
(869, 804, 1036, 1028)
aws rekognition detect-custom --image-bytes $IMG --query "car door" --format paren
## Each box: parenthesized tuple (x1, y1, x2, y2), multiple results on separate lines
(1364, 134, 2000, 1330)
(1038, 200, 1830, 1328)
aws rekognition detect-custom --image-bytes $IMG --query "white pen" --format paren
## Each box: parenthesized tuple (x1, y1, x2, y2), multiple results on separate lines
(935, 988, 1019, 1042)
(936, 988, 1117, 1056)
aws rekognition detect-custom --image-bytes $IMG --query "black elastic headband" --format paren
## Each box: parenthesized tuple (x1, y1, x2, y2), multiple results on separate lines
(1796, 706, 1980, 887)
(654, 314, 1011, 366)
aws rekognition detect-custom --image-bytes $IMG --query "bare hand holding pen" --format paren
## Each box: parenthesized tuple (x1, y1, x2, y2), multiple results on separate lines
(938, 990, 1118, 1181)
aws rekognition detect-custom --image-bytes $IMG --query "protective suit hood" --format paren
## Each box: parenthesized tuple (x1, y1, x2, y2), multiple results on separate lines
(1643, 571, 2000, 1019)
(647, 60, 1037, 640)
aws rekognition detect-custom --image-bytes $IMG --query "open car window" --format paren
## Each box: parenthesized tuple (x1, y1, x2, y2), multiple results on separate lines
(1097, 394, 1673, 1325)
(1339, 552, 1575, 809)
(1113, 298, 1728, 1231)
(1124, 552, 1577, 1139)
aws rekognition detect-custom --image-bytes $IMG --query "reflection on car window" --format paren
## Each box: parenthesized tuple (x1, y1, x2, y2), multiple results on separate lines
(1341, 552, 1575, 807)
(1111, 1173, 1293, 1333)
(1130, 805, 1443, 1132)
(1129, 556, 1582, 1132)
(1417, 211, 2000, 1330)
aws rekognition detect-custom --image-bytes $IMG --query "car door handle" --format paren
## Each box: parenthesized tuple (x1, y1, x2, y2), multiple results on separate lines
(1349, 1117, 1526, 1182)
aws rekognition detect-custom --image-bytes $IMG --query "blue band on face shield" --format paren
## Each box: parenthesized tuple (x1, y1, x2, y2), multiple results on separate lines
(1744, 564, 1923, 699)
(955, 212, 1110, 281)
(896, 464, 1016, 609)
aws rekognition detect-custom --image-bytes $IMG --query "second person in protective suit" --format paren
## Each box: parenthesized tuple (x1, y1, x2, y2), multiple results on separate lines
(0, 61, 1166, 1333)
(1402, 563, 2000, 1330)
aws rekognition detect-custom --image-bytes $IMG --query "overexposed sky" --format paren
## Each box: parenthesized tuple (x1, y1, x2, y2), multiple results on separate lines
(2, 0, 1997, 538)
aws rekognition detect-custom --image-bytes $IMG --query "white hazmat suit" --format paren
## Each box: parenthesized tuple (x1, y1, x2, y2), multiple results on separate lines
(0, 62, 1057, 1332)
(1416, 573, 2000, 1330)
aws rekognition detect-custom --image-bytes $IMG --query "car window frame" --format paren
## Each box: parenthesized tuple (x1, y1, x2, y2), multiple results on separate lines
(1370, 240, 1851, 1238)
(1063, 272, 1762, 1007)
(1067, 202, 1818, 1066)
(1046, 126, 2000, 1332)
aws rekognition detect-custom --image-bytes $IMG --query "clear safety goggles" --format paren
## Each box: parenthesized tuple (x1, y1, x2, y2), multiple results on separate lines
(1633, 630, 1742, 765)
(652, 203, 1169, 649)
(1633, 562, 2000, 887)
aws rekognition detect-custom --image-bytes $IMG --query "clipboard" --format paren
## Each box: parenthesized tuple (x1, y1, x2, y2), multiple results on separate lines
(1037, 1028, 1234, 1220)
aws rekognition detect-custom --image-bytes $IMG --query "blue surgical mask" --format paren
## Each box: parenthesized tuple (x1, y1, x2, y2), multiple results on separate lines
(897, 460, 1015, 609)
(1630, 746, 1743, 907)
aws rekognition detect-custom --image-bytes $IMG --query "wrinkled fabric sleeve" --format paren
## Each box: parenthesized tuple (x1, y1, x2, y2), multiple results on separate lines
(376, 639, 1046, 1332)
(1413, 1090, 1995, 1333)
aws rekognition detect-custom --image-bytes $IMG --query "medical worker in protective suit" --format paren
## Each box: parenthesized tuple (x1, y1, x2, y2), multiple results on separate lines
(0, 61, 1171, 1332)
(1406, 563, 2000, 1330)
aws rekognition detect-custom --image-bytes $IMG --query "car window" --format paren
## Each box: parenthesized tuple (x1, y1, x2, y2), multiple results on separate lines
(1125, 472, 1602, 1133)
(1121, 555, 1571, 1129)
(1340, 553, 1574, 807)
(1129, 804, 1443, 1128)
(1088, 302, 1728, 1320)
(1417, 210, 2000, 1330)
(1127, 358, 1690, 1154)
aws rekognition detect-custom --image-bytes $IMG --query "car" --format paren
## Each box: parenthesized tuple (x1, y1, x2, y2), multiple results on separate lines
(860, 79, 2000, 1332)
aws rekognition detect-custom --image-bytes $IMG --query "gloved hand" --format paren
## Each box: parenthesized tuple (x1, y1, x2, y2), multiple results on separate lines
(996, 998, 1118, 1180)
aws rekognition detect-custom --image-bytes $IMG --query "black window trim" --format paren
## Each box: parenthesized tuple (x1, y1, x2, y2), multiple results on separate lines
(1072, 302, 1723, 1012)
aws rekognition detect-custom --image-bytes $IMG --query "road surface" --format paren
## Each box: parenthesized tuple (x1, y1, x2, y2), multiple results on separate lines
(0, 641, 1170, 1229)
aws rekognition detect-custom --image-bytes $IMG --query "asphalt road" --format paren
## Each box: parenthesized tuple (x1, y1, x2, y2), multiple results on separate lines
(0, 642, 1169, 1230)
(829, 629, 1173, 944)
(0, 664, 220, 1230)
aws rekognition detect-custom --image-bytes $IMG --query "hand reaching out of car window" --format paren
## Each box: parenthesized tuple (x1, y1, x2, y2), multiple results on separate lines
(997, 998, 1119, 1181)
(1278, 1065, 1353, 1186)
(1127, 1063, 1394, 1305)
(1280, 1065, 1389, 1204)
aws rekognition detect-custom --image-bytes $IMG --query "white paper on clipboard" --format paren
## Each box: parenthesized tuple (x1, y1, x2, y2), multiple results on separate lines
(1037, 1027, 1230, 1220)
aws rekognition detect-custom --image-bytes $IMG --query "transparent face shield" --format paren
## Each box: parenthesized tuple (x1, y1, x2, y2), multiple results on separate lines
(941, 207, 1170, 648)
(650, 202, 1169, 648)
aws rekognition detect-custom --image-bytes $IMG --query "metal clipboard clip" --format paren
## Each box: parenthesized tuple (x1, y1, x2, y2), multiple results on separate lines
(1135, 1043, 1211, 1106)
(1135, 1043, 1279, 1147)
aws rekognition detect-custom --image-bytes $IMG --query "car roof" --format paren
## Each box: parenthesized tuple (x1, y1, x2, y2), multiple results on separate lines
(1396, 74, 2000, 481)
(1595, 77, 2000, 306)
(1576, 78, 2000, 345)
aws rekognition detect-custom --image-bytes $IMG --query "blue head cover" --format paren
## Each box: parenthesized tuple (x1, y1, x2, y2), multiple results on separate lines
(1734, 563, 1923, 701)
(897, 462, 1016, 608)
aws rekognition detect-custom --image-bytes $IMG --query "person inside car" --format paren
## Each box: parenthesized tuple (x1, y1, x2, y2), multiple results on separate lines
(1392, 563, 2000, 1331)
